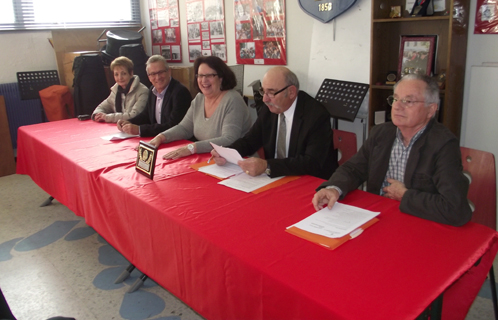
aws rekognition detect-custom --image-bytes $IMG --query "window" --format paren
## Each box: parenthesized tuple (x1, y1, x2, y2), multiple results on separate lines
(0, 0, 141, 30)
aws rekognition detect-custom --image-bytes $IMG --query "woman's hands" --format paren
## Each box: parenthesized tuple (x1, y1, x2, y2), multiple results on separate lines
(163, 147, 192, 160)
(148, 134, 166, 148)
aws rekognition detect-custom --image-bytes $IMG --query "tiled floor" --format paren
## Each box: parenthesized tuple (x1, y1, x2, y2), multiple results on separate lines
(0, 174, 496, 319)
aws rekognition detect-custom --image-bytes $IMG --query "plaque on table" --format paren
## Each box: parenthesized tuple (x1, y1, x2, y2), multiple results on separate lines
(135, 141, 158, 179)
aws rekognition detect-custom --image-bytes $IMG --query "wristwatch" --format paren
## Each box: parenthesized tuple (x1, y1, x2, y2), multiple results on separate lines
(187, 144, 195, 154)
(265, 164, 271, 176)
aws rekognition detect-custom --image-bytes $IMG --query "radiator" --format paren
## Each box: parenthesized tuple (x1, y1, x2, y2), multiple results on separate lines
(0, 83, 43, 149)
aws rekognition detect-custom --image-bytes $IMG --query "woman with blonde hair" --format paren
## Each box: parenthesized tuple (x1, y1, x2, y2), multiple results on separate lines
(92, 56, 149, 123)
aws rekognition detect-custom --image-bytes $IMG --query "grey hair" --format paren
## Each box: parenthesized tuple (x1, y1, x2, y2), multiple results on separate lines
(146, 55, 169, 72)
(283, 68, 300, 90)
(394, 74, 440, 107)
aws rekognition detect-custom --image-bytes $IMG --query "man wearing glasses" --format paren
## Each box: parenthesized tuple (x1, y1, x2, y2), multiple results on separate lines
(313, 74, 472, 226)
(117, 55, 192, 137)
(211, 66, 338, 180)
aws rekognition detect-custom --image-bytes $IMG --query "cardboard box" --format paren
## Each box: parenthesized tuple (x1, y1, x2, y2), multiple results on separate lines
(170, 66, 198, 98)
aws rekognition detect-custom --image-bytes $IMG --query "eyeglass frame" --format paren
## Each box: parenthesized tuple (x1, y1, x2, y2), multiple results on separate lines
(258, 85, 291, 99)
(147, 69, 169, 78)
(386, 95, 429, 108)
(195, 73, 218, 79)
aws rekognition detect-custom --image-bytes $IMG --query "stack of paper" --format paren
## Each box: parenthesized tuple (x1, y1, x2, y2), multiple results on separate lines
(286, 203, 380, 250)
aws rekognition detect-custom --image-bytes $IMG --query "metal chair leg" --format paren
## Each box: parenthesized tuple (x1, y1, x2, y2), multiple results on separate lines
(40, 196, 54, 207)
(489, 264, 498, 320)
(114, 263, 135, 284)
(127, 273, 148, 293)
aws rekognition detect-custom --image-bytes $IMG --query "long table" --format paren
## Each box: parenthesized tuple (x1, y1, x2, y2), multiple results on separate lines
(17, 119, 498, 320)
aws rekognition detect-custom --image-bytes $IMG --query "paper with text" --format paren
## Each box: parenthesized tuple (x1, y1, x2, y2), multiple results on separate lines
(288, 203, 380, 238)
(198, 162, 244, 179)
(218, 173, 283, 193)
(210, 143, 243, 164)
(101, 132, 139, 141)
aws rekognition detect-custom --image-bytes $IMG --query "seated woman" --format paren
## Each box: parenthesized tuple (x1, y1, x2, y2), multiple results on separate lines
(148, 56, 251, 160)
(92, 56, 149, 123)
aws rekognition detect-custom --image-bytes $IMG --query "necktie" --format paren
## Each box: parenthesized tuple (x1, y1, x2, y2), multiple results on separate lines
(276, 113, 286, 159)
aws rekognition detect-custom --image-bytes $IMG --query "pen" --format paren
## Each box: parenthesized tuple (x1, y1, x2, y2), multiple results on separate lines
(207, 155, 214, 164)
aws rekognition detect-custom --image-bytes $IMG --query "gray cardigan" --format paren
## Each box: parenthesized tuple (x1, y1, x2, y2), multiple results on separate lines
(160, 90, 252, 153)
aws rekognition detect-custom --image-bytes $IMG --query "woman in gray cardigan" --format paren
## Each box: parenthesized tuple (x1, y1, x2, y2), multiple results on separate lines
(148, 56, 251, 159)
(92, 56, 149, 123)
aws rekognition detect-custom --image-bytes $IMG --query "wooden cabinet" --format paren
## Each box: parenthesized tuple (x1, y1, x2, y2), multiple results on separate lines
(369, 0, 470, 138)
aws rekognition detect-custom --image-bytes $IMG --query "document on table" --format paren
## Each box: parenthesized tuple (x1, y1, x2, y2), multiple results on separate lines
(210, 142, 243, 164)
(288, 203, 380, 238)
(218, 173, 283, 193)
(198, 162, 243, 179)
(101, 132, 139, 141)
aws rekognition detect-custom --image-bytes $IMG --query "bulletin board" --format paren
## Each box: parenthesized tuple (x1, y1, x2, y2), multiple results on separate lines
(186, 0, 227, 62)
(234, 0, 287, 65)
(149, 0, 183, 62)
(474, 0, 498, 34)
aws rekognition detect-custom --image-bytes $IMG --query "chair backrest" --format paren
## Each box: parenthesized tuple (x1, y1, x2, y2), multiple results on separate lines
(460, 146, 497, 230)
(333, 129, 357, 165)
(229, 64, 244, 96)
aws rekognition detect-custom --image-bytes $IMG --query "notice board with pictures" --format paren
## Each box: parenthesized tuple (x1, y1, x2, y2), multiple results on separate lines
(149, 0, 183, 62)
(186, 0, 227, 62)
(234, 0, 286, 65)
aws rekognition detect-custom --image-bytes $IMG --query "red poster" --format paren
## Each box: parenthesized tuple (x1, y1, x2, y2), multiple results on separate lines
(186, 0, 227, 62)
(234, 0, 286, 65)
(149, 0, 183, 62)
(475, 0, 498, 34)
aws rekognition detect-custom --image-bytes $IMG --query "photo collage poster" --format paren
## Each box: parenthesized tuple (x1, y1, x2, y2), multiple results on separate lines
(149, 0, 183, 62)
(474, 0, 498, 34)
(186, 0, 227, 62)
(234, 0, 286, 65)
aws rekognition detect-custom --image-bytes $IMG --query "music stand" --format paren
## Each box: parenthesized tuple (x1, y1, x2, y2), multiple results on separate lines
(17, 70, 60, 122)
(315, 79, 368, 129)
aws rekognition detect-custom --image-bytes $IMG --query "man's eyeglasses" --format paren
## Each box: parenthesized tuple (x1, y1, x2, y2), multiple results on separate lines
(258, 85, 291, 99)
(147, 70, 168, 77)
(195, 73, 218, 79)
(387, 95, 426, 108)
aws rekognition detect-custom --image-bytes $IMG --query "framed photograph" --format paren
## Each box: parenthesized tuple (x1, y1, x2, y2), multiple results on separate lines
(398, 35, 437, 78)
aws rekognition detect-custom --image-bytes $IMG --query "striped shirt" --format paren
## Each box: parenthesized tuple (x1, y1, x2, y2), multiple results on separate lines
(380, 126, 427, 195)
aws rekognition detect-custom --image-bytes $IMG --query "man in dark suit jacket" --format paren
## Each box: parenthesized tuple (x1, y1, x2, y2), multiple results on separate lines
(117, 55, 192, 137)
(211, 66, 338, 180)
(312, 74, 471, 226)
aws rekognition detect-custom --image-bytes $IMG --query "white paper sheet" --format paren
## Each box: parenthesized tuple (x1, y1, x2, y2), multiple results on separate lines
(288, 203, 380, 238)
(433, 0, 445, 12)
(210, 142, 243, 164)
(198, 162, 244, 179)
(218, 173, 283, 193)
(101, 132, 139, 141)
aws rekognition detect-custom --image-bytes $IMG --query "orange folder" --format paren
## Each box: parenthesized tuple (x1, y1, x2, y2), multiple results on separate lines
(286, 218, 379, 250)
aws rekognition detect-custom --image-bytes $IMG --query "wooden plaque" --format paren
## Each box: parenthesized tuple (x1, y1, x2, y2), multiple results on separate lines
(135, 141, 158, 180)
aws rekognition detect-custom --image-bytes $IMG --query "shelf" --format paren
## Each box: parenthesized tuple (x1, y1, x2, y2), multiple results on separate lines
(371, 85, 394, 90)
(369, 0, 469, 137)
(373, 16, 450, 23)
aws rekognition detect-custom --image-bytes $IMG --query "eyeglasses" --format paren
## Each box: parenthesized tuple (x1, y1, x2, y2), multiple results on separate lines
(258, 85, 291, 99)
(195, 73, 218, 79)
(387, 95, 426, 108)
(147, 70, 168, 77)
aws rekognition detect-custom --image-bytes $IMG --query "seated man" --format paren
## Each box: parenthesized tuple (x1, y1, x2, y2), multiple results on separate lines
(211, 66, 338, 180)
(117, 55, 192, 137)
(312, 74, 472, 227)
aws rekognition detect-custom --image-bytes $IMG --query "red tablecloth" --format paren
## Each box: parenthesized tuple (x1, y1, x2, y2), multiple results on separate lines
(17, 120, 498, 320)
